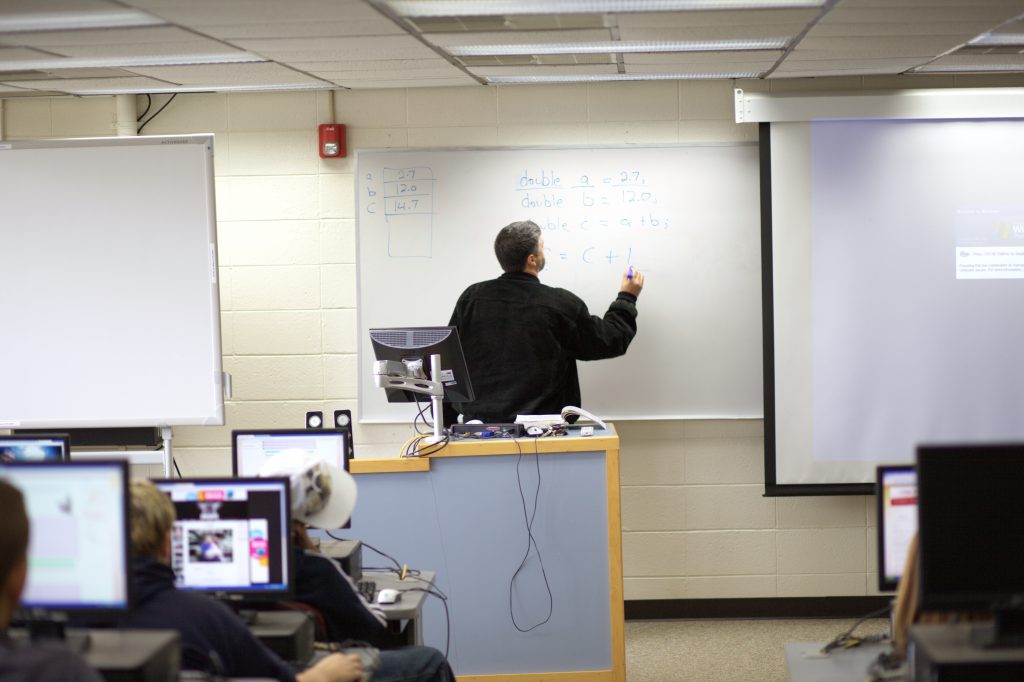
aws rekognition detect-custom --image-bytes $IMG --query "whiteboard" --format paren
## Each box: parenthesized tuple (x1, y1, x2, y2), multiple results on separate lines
(356, 145, 762, 422)
(0, 135, 224, 429)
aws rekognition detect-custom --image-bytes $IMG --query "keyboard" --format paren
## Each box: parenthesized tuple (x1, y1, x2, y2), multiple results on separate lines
(356, 579, 377, 604)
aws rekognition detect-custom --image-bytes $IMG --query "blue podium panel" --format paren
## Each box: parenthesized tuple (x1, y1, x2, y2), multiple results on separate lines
(347, 450, 611, 676)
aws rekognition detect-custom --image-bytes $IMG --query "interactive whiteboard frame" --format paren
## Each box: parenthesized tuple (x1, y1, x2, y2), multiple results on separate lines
(0, 134, 224, 429)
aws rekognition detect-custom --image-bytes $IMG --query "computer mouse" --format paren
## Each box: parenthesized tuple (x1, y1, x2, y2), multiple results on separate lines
(376, 588, 401, 605)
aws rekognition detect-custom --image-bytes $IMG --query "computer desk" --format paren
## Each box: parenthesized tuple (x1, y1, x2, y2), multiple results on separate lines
(364, 569, 435, 646)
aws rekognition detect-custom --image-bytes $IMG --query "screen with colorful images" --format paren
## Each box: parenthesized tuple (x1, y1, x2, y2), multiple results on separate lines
(153, 478, 291, 599)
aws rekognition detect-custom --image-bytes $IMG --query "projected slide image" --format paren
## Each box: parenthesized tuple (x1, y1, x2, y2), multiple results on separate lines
(955, 208, 1024, 280)
(189, 528, 233, 563)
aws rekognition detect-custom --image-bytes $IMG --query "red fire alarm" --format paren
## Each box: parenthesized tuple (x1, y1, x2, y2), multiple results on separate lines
(318, 123, 346, 158)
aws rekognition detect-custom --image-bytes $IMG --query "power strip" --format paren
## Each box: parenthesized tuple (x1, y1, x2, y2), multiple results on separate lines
(450, 423, 526, 438)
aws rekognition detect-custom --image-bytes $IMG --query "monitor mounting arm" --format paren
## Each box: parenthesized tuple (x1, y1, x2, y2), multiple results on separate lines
(373, 354, 445, 445)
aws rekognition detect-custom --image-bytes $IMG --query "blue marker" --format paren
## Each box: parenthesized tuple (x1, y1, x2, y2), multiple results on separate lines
(627, 266, 634, 279)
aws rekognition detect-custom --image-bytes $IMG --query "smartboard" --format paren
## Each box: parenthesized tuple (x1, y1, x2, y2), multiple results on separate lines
(0, 135, 223, 429)
(357, 145, 763, 422)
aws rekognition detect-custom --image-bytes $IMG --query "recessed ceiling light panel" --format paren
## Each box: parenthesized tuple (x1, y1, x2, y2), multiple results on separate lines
(386, 0, 824, 17)
(448, 39, 787, 56)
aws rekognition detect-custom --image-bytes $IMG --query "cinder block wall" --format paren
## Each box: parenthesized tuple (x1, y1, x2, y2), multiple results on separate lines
(5, 73, 1008, 601)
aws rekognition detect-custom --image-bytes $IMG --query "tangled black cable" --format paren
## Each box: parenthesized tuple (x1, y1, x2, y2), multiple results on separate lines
(508, 438, 553, 632)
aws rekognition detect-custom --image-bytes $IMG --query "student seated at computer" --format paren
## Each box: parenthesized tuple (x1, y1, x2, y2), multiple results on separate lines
(261, 452, 455, 682)
(0, 480, 102, 682)
(123, 479, 364, 682)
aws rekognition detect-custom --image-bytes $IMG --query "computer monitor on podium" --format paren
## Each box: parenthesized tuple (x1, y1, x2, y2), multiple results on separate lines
(369, 326, 475, 404)
(153, 477, 292, 601)
(916, 443, 1024, 647)
(0, 460, 131, 638)
(0, 434, 70, 463)
(875, 464, 917, 592)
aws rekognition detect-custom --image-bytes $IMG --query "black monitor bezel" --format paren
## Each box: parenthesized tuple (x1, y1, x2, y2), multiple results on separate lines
(3, 459, 132, 623)
(916, 442, 1024, 612)
(875, 463, 916, 593)
(153, 476, 294, 602)
(0, 433, 71, 463)
(369, 325, 475, 403)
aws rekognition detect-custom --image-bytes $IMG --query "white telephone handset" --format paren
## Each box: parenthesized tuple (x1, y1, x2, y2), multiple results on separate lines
(560, 406, 608, 431)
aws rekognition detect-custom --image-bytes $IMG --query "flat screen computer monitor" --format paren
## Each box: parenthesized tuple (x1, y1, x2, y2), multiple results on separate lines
(0, 434, 70, 463)
(875, 464, 917, 592)
(232, 429, 352, 530)
(232, 429, 351, 478)
(916, 443, 1024, 646)
(0, 460, 131, 621)
(153, 477, 292, 600)
(369, 326, 475, 403)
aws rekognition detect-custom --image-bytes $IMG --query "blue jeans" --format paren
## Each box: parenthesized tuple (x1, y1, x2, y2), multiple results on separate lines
(374, 646, 454, 682)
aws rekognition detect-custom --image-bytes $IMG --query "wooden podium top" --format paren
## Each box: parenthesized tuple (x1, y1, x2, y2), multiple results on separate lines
(350, 424, 619, 474)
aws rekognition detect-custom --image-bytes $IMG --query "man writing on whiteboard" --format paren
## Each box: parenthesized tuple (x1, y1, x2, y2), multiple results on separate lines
(446, 220, 644, 424)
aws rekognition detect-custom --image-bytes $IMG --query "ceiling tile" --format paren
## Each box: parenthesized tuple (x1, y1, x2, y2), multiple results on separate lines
(313, 67, 465, 80)
(124, 0, 386, 25)
(9, 74, 174, 93)
(195, 19, 405, 40)
(124, 61, 328, 86)
(626, 62, 770, 75)
(468, 64, 618, 77)
(2, 25, 197, 48)
(290, 58, 456, 72)
(232, 35, 437, 61)
(335, 76, 476, 88)
(616, 9, 820, 29)
(427, 28, 612, 47)
(0, 47, 54, 59)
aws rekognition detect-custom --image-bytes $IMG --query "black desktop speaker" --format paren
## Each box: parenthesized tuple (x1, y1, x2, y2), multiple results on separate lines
(305, 411, 324, 429)
(333, 410, 355, 470)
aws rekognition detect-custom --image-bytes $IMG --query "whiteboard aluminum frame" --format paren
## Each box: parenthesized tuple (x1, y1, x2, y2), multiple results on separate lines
(355, 143, 765, 424)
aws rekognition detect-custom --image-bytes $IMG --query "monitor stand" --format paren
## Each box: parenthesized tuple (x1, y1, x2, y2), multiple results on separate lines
(26, 618, 91, 653)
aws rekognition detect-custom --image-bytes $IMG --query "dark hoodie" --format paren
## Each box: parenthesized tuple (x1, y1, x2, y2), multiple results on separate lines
(122, 558, 296, 681)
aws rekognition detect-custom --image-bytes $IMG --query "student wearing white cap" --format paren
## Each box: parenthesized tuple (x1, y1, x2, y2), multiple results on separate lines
(261, 452, 454, 682)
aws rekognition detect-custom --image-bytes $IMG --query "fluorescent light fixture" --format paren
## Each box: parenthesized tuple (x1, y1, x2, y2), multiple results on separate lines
(0, 10, 165, 32)
(448, 39, 786, 56)
(969, 33, 1024, 47)
(59, 82, 337, 96)
(912, 63, 1024, 73)
(485, 72, 760, 82)
(0, 54, 266, 71)
(387, 0, 824, 16)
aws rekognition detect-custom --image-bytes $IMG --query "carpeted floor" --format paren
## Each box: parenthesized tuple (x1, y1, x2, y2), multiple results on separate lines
(625, 617, 890, 681)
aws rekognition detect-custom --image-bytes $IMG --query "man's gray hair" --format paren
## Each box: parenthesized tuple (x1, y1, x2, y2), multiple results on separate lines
(494, 220, 542, 273)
